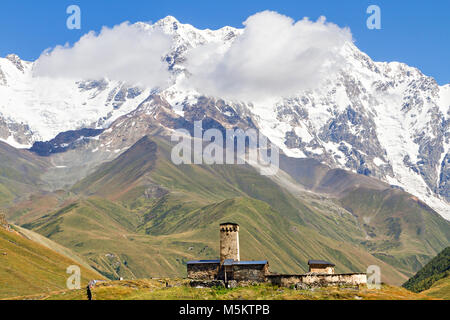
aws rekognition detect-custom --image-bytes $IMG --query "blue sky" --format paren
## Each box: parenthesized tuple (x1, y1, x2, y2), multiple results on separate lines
(0, 0, 448, 84)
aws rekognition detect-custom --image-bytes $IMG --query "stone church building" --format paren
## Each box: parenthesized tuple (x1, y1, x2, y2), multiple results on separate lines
(187, 223, 269, 282)
(186, 222, 367, 287)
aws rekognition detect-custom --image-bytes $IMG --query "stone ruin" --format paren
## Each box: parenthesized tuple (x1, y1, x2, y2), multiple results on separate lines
(0, 213, 11, 231)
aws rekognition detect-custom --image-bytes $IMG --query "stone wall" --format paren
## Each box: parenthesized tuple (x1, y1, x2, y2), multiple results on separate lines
(267, 273, 367, 288)
(233, 264, 269, 282)
(187, 263, 220, 280)
(309, 266, 335, 274)
(0, 214, 10, 231)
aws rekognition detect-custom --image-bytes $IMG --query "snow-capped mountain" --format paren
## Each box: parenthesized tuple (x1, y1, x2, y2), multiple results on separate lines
(0, 16, 448, 219)
(0, 53, 154, 145)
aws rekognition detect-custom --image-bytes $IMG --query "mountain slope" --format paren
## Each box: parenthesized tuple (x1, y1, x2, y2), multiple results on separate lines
(422, 275, 450, 299)
(0, 141, 49, 206)
(0, 223, 103, 299)
(0, 16, 448, 220)
(18, 136, 448, 285)
(72, 136, 158, 199)
(23, 195, 408, 284)
(0, 16, 448, 219)
(279, 154, 450, 275)
(402, 246, 450, 294)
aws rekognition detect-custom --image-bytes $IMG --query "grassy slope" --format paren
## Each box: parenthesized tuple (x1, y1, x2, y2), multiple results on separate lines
(14, 279, 435, 301)
(71, 136, 158, 199)
(24, 182, 406, 284)
(13, 224, 100, 273)
(280, 155, 450, 279)
(0, 142, 49, 207)
(0, 226, 103, 299)
(7, 191, 79, 225)
(402, 247, 450, 293)
(422, 275, 450, 299)
(340, 189, 450, 277)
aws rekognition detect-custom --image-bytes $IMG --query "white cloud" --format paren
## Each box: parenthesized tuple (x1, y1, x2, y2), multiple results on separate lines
(33, 22, 172, 88)
(183, 11, 353, 102)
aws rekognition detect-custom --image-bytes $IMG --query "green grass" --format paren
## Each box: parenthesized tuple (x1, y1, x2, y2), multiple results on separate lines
(403, 247, 450, 293)
(0, 226, 103, 299)
(13, 279, 436, 301)
(340, 188, 450, 277)
(0, 142, 49, 206)
(422, 275, 450, 299)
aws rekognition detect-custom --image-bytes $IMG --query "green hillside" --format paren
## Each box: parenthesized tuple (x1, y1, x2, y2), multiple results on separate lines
(0, 223, 103, 299)
(402, 247, 450, 294)
(280, 155, 450, 278)
(23, 195, 406, 282)
(422, 275, 450, 299)
(339, 188, 450, 276)
(0, 142, 49, 207)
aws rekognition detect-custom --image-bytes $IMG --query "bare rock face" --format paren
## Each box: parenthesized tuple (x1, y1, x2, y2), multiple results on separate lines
(439, 154, 450, 199)
(6, 54, 24, 72)
(29, 128, 104, 156)
(0, 66, 6, 86)
(0, 118, 34, 147)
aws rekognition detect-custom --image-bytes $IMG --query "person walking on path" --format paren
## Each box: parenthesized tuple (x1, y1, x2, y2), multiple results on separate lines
(87, 284, 92, 300)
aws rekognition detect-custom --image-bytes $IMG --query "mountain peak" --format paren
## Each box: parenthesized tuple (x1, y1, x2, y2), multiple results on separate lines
(158, 15, 180, 26)
(5, 53, 24, 72)
(5, 53, 20, 60)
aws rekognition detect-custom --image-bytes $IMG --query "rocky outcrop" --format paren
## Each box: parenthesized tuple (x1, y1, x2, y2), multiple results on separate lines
(6, 54, 24, 72)
(189, 280, 225, 288)
(30, 128, 104, 156)
(439, 153, 450, 199)
(0, 66, 6, 86)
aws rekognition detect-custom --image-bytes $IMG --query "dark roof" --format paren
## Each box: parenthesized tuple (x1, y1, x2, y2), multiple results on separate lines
(187, 259, 268, 266)
(186, 260, 220, 265)
(308, 260, 335, 266)
(220, 222, 239, 226)
(223, 259, 234, 266)
(232, 260, 268, 266)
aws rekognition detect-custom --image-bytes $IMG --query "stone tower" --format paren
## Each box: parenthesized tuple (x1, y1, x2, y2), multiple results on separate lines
(220, 222, 240, 263)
